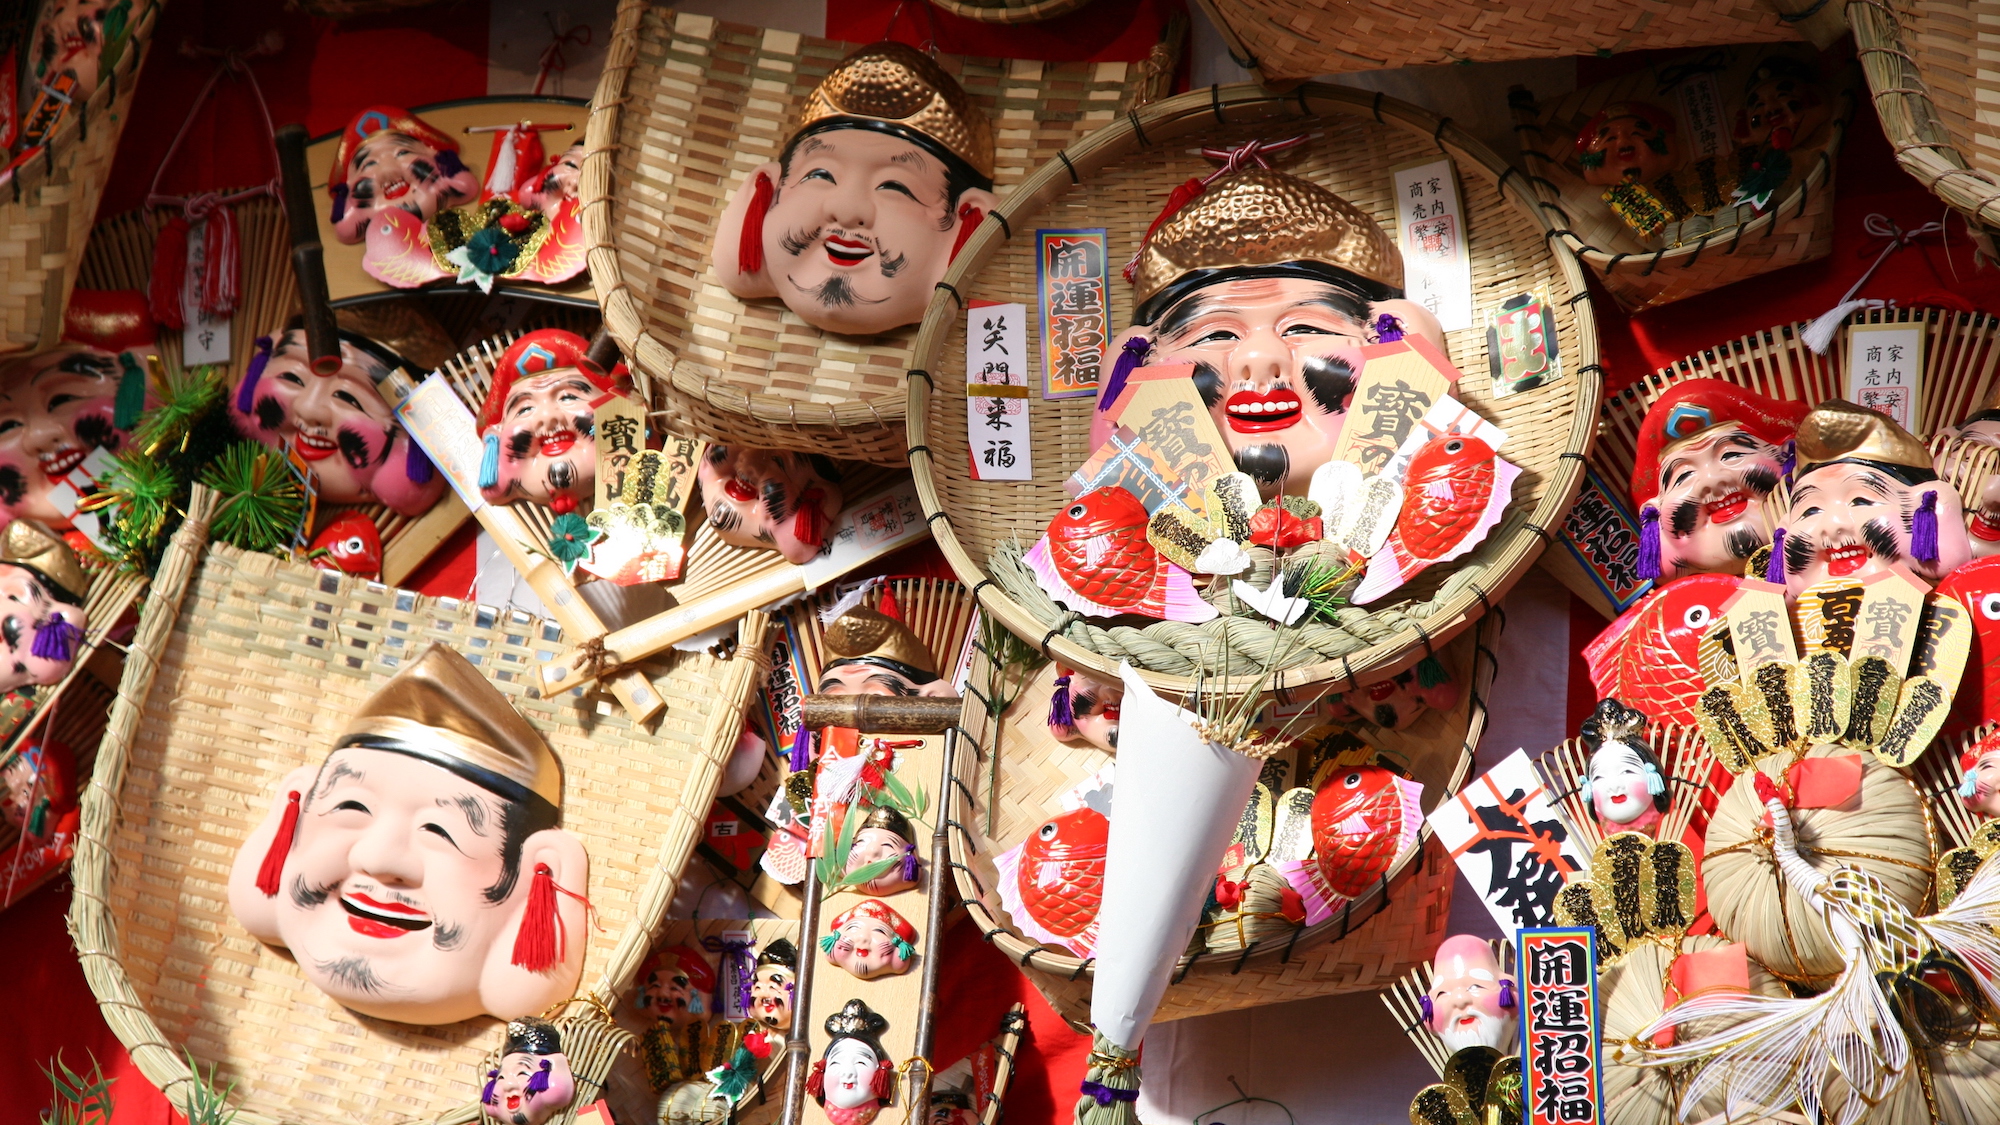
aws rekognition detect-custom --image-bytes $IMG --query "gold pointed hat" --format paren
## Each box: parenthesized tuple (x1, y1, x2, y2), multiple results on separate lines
(337, 643, 563, 808)
(795, 41, 995, 186)
(1130, 168, 1404, 326)
(0, 519, 86, 604)
(1795, 399, 1933, 473)
(824, 605, 939, 680)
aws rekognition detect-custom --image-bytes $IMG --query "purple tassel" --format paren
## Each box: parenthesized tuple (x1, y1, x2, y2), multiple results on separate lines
(405, 439, 435, 485)
(1048, 673, 1074, 731)
(1766, 527, 1787, 584)
(329, 184, 348, 225)
(1099, 336, 1149, 413)
(31, 616, 81, 663)
(1780, 442, 1796, 479)
(525, 1061, 551, 1097)
(236, 336, 273, 414)
(481, 1072, 498, 1106)
(1372, 313, 1404, 342)
(789, 727, 813, 772)
(437, 150, 467, 178)
(1636, 507, 1661, 581)
(900, 844, 919, 884)
(1914, 490, 1940, 563)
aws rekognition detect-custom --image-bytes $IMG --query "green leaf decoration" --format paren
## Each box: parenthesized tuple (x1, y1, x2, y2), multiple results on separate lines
(825, 855, 900, 892)
(39, 1051, 113, 1125)
(815, 798, 867, 887)
(546, 512, 601, 573)
(178, 1048, 239, 1125)
(200, 443, 305, 553)
(133, 362, 227, 456)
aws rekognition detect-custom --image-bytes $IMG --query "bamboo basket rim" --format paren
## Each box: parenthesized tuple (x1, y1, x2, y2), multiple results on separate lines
(925, 0, 1096, 22)
(945, 611, 1496, 989)
(1848, 0, 2000, 240)
(906, 79, 1599, 694)
(66, 486, 772, 1125)
(1511, 57, 1855, 280)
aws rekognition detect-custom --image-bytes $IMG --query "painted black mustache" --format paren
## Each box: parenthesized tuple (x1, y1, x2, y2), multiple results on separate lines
(1783, 519, 1904, 574)
(73, 413, 118, 451)
(336, 427, 393, 471)
(1299, 353, 1357, 414)
(1667, 467, 1782, 538)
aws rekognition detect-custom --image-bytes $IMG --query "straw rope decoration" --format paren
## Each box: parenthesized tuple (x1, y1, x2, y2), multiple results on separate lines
(907, 81, 1597, 693)
(1597, 936, 1792, 1125)
(68, 482, 771, 1125)
(946, 613, 1495, 1025)
(580, 0, 1175, 463)
(0, 0, 162, 353)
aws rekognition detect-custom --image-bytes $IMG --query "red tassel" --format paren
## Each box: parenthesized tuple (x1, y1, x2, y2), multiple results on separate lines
(806, 1061, 827, 1103)
(1123, 176, 1207, 282)
(876, 584, 902, 622)
(255, 790, 302, 897)
(793, 487, 828, 548)
(200, 204, 240, 319)
(949, 202, 982, 262)
(871, 1060, 895, 1102)
(150, 216, 191, 331)
(511, 862, 562, 972)
(739, 171, 774, 275)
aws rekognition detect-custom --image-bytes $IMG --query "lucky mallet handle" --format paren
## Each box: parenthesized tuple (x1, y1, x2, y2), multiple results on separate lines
(274, 124, 342, 376)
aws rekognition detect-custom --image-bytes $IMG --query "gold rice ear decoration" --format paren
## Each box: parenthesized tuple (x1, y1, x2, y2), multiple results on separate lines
(1747, 659, 1800, 750)
(1482, 1055, 1522, 1125)
(1407, 1084, 1460, 1125)
(1553, 880, 1624, 964)
(1875, 676, 1951, 768)
(1843, 653, 1901, 748)
(1233, 783, 1275, 863)
(1696, 685, 1765, 775)
(1638, 839, 1697, 937)
(1588, 833, 1651, 950)
(1937, 837, 1997, 910)
(1799, 649, 1852, 744)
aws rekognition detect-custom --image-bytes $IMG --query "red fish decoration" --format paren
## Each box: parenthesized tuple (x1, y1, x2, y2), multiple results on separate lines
(308, 513, 383, 580)
(1311, 764, 1422, 897)
(1583, 572, 1740, 727)
(1014, 807, 1108, 939)
(1937, 555, 2000, 736)
(1025, 486, 1214, 622)
(1354, 429, 1520, 604)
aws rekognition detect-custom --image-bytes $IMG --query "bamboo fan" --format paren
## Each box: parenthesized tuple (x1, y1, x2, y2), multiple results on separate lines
(1909, 724, 1995, 853)
(788, 577, 980, 689)
(1378, 938, 1515, 1080)
(70, 488, 773, 1125)
(1534, 724, 1715, 856)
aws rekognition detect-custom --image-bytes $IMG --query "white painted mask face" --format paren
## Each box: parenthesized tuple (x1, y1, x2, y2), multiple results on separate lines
(1589, 741, 1656, 827)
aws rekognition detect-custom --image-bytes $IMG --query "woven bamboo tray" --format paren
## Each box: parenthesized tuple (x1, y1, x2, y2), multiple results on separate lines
(947, 612, 1494, 1027)
(1852, 0, 2000, 258)
(1511, 48, 1854, 314)
(580, 1, 1175, 464)
(1189, 0, 1800, 83)
(70, 486, 772, 1125)
(907, 81, 1597, 692)
(0, 0, 162, 354)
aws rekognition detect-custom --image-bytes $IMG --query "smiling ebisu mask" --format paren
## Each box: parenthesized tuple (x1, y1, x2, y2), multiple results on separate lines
(476, 328, 632, 515)
(227, 643, 589, 1025)
(712, 42, 999, 337)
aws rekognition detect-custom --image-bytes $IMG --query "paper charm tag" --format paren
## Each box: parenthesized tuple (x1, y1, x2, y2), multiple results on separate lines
(716, 927, 758, 1019)
(658, 433, 707, 517)
(1073, 365, 1232, 518)
(1326, 336, 1463, 477)
(593, 391, 647, 509)
(1352, 394, 1517, 604)
(967, 300, 1031, 481)
(396, 373, 488, 514)
(1036, 229, 1110, 399)
(1391, 158, 1474, 332)
(1485, 290, 1561, 398)
(581, 449, 691, 584)
(181, 219, 233, 365)
(1722, 579, 1797, 668)
(1850, 565, 1929, 671)
(1846, 321, 1924, 434)
(1673, 71, 1733, 161)
(1427, 749, 1589, 936)
(1797, 576, 1866, 655)
(1912, 592, 1973, 685)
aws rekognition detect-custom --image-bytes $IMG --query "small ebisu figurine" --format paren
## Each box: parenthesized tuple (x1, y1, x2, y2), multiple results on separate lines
(1424, 934, 1519, 1057)
(712, 42, 999, 337)
(1963, 732, 2000, 821)
(1578, 697, 1669, 838)
(0, 519, 88, 697)
(1575, 101, 1680, 189)
(817, 603, 958, 699)
(325, 104, 480, 247)
(225, 643, 590, 1025)
(821, 898, 918, 981)
(480, 1017, 577, 1125)
(695, 445, 844, 565)
(478, 329, 634, 515)
(1323, 666, 1459, 731)
(0, 736, 78, 910)
(637, 943, 719, 1091)
(808, 999, 896, 1125)
(844, 805, 919, 897)
(749, 937, 798, 1032)
(1775, 400, 1973, 600)
(1047, 665, 1121, 751)
(1629, 378, 1807, 582)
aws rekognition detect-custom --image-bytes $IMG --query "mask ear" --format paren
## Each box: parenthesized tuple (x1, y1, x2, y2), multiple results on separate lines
(1367, 298, 1448, 355)
(480, 827, 591, 1020)
(226, 764, 319, 943)
(372, 433, 449, 519)
(712, 162, 783, 300)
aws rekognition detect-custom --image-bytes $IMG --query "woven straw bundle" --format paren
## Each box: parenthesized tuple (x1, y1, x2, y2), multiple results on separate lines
(70, 490, 770, 1125)
(908, 81, 1595, 691)
(949, 613, 1493, 1026)
(1701, 745, 1935, 987)
(581, 0, 1174, 464)
(1598, 936, 1789, 1125)
(1190, 0, 1798, 83)
(1510, 46, 1852, 313)
(0, 0, 162, 354)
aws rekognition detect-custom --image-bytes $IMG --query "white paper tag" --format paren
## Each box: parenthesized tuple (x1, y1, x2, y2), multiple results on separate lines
(395, 374, 488, 514)
(796, 480, 929, 591)
(1426, 749, 1590, 937)
(1846, 322, 1924, 434)
(966, 301, 1031, 481)
(180, 217, 233, 365)
(719, 928, 756, 1020)
(1673, 73, 1733, 161)
(1391, 159, 1474, 333)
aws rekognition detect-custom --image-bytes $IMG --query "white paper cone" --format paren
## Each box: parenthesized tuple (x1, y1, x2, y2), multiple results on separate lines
(1089, 662, 1264, 1050)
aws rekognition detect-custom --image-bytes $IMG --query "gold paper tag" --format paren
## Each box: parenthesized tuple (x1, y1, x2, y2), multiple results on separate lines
(1850, 565, 1930, 675)
(1797, 576, 1865, 655)
(1721, 579, 1796, 669)
(1912, 592, 1973, 686)
(592, 392, 647, 510)
(658, 433, 707, 519)
(1326, 337, 1461, 477)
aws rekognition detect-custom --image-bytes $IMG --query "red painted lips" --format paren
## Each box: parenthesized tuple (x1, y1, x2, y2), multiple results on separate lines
(1224, 389, 1304, 433)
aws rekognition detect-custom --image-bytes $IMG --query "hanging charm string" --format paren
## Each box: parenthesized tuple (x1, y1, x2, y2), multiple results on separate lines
(1802, 211, 1946, 353)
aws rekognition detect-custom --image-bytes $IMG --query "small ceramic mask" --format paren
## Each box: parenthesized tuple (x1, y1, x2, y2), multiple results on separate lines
(816, 605, 958, 699)
(226, 644, 589, 1025)
(712, 43, 999, 337)
(1960, 731, 2000, 819)
(1047, 666, 1121, 751)
(1324, 666, 1459, 730)
(637, 944, 716, 1028)
(845, 805, 919, 896)
(1630, 379, 1806, 582)
(519, 142, 584, 216)
(1777, 401, 1971, 599)
(326, 105, 480, 246)
(26, 0, 117, 106)
(477, 329, 632, 514)
(1425, 934, 1518, 1056)
(1577, 697, 1667, 836)
(750, 938, 798, 1031)
(0, 519, 89, 696)
(481, 1017, 577, 1125)
(696, 445, 843, 564)
(809, 999, 895, 1125)
(1736, 57, 1830, 153)
(1575, 101, 1680, 187)
(821, 898, 917, 980)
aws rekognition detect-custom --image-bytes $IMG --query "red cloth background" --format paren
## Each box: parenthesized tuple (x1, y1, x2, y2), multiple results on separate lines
(10, 2, 2000, 1122)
